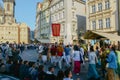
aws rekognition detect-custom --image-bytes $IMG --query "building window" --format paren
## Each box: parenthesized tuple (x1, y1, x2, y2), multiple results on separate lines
(61, 24, 65, 32)
(62, 11, 64, 19)
(55, 5, 57, 10)
(56, 14, 58, 20)
(105, 1, 110, 9)
(59, 13, 61, 19)
(51, 7, 53, 12)
(53, 6, 55, 11)
(92, 21, 96, 30)
(52, 15, 54, 21)
(57, 4, 59, 9)
(72, 25, 75, 32)
(57, 14, 59, 20)
(59, 3, 61, 8)
(9, 32, 11, 34)
(72, 0, 75, 6)
(98, 19, 103, 29)
(7, 3, 10, 11)
(72, 12, 75, 18)
(98, 3, 102, 11)
(92, 5, 96, 13)
(55, 15, 57, 21)
(60, 1, 64, 7)
(106, 18, 110, 28)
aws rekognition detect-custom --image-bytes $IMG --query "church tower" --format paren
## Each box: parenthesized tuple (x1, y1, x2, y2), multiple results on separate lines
(2, 0, 16, 23)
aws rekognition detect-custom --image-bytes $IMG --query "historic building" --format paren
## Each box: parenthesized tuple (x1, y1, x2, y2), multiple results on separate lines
(86, 0, 119, 37)
(35, 0, 86, 44)
(0, 0, 30, 44)
(35, 3, 42, 41)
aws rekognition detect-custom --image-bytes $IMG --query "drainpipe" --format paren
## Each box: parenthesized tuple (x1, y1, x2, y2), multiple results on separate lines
(118, 0, 120, 35)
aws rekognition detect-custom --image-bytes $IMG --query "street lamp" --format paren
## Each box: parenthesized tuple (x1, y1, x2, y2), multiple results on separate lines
(118, 0, 120, 35)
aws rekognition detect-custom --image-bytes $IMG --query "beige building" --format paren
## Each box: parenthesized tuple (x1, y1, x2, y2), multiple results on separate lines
(35, 0, 86, 44)
(0, 0, 30, 44)
(86, 0, 119, 42)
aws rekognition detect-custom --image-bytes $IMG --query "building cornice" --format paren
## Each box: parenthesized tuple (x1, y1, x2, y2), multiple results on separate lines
(75, 0, 86, 5)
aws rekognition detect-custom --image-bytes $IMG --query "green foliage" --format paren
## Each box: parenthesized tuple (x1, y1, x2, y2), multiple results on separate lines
(34, 39, 39, 43)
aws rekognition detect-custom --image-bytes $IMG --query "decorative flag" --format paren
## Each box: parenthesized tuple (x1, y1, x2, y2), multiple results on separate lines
(52, 24, 60, 36)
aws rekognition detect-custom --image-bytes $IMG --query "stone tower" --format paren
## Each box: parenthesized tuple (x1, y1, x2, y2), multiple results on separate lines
(2, 0, 16, 23)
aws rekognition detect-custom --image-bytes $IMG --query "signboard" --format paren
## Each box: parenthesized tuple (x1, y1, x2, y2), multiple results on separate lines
(52, 24, 60, 36)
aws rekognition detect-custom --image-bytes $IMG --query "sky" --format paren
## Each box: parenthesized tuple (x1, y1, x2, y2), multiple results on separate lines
(0, 0, 43, 31)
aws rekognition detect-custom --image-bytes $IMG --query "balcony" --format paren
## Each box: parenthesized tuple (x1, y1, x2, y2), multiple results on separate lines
(88, 0, 95, 4)
(103, 8, 112, 14)
(89, 12, 96, 17)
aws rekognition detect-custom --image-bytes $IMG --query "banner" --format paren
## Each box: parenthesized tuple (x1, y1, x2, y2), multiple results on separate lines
(52, 24, 60, 36)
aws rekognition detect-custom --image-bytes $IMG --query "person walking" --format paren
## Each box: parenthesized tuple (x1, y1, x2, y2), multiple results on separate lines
(64, 45, 71, 67)
(106, 46, 118, 80)
(87, 46, 100, 80)
(50, 45, 57, 66)
(72, 45, 81, 75)
(56, 44, 64, 69)
(41, 44, 48, 64)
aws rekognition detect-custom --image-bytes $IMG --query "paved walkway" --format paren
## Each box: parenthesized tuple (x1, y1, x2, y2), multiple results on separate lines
(19, 49, 88, 80)
(19, 49, 39, 62)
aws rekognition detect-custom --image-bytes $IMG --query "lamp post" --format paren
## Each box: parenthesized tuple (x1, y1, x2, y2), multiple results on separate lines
(118, 0, 120, 35)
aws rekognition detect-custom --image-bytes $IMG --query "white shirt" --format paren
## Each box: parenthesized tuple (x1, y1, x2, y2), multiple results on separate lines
(38, 45, 43, 53)
(88, 52, 98, 64)
(80, 47, 84, 56)
(73, 51, 80, 61)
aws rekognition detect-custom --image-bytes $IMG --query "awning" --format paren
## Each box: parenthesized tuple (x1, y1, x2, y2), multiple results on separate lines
(83, 30, 107, 39)
(92, 31, 120, 41)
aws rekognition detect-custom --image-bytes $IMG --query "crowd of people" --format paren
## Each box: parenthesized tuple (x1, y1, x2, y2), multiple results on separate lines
(0, 42, 120, 80)
(35, 42, 120, 80)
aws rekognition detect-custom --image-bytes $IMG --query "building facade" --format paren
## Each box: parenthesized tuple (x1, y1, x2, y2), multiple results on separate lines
(35, 3, 42, 41)
(0, 0, 30, 44)
(30, 31, 34, 41)
(35, 0, 86, 44)
(86, 0, 118, 33)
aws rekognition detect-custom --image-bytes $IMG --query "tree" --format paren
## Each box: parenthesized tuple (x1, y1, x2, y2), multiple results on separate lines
(34, 39, 39, 43)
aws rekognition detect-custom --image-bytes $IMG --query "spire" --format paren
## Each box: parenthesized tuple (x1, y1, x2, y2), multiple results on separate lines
(2, 0, 15, 5)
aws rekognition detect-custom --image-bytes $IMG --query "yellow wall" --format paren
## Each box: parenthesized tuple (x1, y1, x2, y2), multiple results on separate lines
(19, 23, 30, 44)
(0, 23, 30, 44)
